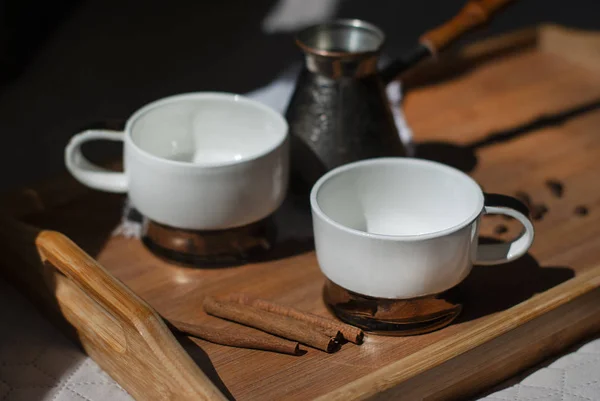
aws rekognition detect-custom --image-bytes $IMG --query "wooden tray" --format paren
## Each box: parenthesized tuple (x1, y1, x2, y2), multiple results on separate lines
(2, 24, 600, 401)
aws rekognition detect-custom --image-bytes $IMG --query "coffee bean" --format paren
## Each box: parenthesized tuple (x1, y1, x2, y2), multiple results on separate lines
(545, 179, 564, 198)
(515, 191, 532, 210)
(531, 203, 549, 221)
(574, 205, 589, 216)
(494, 224, 508, 235)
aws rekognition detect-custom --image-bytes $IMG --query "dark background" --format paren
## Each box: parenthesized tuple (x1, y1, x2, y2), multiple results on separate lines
(1, 0, 599, 191)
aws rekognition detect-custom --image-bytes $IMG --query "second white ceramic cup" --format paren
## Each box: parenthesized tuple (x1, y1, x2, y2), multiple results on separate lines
(310, 158, 535, 299)
(65, 92, 289, 230)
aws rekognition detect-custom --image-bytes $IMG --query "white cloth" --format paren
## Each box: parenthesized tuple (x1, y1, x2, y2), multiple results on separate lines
(0, 278, 133, 401)
(478, 338, 600, 401)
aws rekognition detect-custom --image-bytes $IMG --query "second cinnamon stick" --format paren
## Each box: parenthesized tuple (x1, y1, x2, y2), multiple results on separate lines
(228, 293, 364, 344)
(203, 297, 339, 353)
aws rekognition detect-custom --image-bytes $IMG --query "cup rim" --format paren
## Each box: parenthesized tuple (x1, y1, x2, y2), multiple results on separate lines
(124, 92, 288, 168)
(310, 157, 485, 241)
(295, 19, 385, 58)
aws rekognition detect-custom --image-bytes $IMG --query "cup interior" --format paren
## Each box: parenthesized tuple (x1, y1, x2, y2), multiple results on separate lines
(313, 159, 484, 238)
(128, 93, 287, 165)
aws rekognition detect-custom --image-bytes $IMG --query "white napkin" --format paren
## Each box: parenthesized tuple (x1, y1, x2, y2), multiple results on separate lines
(0, 278, 133, 401)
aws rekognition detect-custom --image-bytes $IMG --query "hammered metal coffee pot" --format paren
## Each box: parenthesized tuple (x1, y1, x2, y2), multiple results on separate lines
(285, 0, 515, 186)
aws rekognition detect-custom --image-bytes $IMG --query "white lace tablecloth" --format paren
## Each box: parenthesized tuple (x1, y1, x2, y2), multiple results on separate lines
(478, 338, 600, 401)
(0, 278, 132, 401)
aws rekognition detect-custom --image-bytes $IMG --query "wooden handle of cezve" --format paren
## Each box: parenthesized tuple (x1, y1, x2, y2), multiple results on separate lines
(419, 0, 516, 53)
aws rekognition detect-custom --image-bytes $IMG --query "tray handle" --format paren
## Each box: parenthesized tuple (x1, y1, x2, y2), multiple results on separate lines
(0, 215, 227, 401)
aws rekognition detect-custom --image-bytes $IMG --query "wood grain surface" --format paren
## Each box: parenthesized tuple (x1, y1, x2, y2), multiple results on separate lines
(2, 24, 600, 400)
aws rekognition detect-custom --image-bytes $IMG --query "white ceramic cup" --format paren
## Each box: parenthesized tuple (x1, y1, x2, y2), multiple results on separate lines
(310, 158, 535, 299)
(65, 92, 289, 230)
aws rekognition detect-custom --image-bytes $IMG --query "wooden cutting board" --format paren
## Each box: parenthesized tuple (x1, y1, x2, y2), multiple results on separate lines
(3, 24, 600, 400)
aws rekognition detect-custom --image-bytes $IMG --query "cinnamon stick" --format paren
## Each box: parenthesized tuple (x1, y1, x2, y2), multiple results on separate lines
(228, 293, 364, 344)
(313, 326, 344, 343)
(203, 297, 339, 353)
(220, 295, 342, 341)
(169, 319, 300, 356)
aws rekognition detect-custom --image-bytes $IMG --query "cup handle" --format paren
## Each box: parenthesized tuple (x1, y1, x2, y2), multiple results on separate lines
(64, 130, 128, 193)
(475, 193, 535, 265)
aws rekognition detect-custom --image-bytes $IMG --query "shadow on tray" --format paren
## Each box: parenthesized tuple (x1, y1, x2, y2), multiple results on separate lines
(449, 237, 575, 324)
(414, 96, 600, 173)
(255, 184, 315, 262)
(400, 29, 538, 94)
(177, 335, 237, 401)
(20, 192, 125, 259)
(136, 181, 315, 269)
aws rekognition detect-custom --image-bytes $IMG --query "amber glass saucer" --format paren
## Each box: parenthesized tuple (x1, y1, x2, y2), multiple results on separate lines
(141, 218, 276, 267)
(324, 280, 462, 335)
